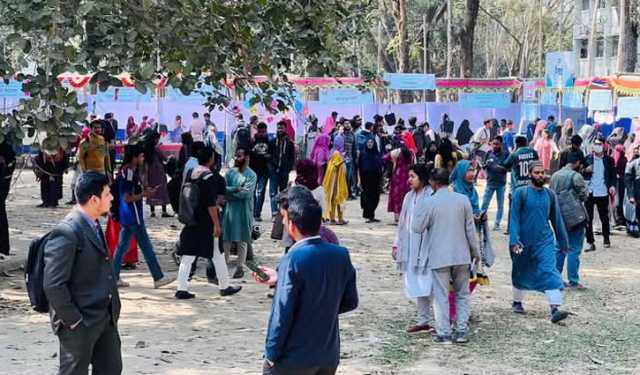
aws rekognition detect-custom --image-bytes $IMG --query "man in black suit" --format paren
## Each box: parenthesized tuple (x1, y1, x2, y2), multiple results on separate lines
(43, 172, 122, 375)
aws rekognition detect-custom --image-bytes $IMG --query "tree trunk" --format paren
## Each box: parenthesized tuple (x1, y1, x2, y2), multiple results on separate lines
(618, 0, 637, 72)
(446, 0, 453, 77)
(392, 0, 412, 102)
(459, 0, 480, 78)
(586, 0, 599, 77)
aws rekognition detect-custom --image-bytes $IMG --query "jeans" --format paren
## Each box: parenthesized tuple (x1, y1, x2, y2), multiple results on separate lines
(345, 159, 354, 196)
(585, 194, 610, 244)
(556, 225, 585, 284)
(481, 184, 506, 226)
(269, 169, 289, 216)
(254, 172, 268, 218)
(114, 224, 164, 281)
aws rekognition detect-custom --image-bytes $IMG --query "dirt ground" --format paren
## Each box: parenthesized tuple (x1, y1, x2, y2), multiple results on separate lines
(1, 171, 640, 375)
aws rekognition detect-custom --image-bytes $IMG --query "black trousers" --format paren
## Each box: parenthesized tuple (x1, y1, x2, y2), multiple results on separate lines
(263, 361, 336, 375)
(585, 194, 611, 244)
(616, 178, 626, 225)
(0, 179, 10, 255)
(360, 171, 381, 219)
(57, 317, 122, 375)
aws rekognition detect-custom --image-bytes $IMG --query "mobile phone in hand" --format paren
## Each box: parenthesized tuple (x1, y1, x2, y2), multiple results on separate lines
(246, 261, 270, 282)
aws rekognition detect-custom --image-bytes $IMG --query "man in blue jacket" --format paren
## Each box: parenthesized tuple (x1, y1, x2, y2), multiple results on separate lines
(264, 187, 359, 375)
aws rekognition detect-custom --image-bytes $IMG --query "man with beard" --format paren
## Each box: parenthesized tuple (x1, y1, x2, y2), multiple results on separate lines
(223, 148, 257, 278)
(78, 120, 111, 177)
(508, 161, 571, 323)
(268, 121, 295, 219)
(251, 122, 271, 221)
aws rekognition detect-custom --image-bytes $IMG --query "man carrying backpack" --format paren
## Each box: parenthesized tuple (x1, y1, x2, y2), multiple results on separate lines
(550, 152, 588, 290)
(175, 146, 242, 299)
(43, 172, 122, 375)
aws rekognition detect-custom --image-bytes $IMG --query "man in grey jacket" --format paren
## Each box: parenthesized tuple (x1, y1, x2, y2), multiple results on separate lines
(550, 152, 588, 290)
(412, 168, 480, 345)
(43, 172, 122, 375)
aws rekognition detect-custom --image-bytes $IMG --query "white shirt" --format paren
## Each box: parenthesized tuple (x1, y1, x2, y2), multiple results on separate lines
(189, 118, 205, 142)
(590, 156, 608, 197)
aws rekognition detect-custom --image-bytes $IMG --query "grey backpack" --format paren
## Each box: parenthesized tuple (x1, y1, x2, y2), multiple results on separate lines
(178, 170, 210, 226)
(556, 172, 588, 230)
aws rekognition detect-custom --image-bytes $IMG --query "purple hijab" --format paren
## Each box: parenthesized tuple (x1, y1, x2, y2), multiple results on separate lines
(333, 134, 345, 154)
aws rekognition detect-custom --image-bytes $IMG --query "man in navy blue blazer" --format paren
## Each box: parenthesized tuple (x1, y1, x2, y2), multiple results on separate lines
(264, 186, 359, 375)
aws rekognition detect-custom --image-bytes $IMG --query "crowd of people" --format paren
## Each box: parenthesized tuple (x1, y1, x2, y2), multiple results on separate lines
(1, 106, 640, 374)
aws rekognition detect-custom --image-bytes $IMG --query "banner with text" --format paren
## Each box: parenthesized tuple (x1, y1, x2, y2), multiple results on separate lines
(319, 88, 374, 105)
(383, 73, 436, 90)
(459, 92, 511, 109)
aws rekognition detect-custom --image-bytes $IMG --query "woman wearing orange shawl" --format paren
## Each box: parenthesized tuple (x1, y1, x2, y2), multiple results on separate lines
(323, 150, 349, 225)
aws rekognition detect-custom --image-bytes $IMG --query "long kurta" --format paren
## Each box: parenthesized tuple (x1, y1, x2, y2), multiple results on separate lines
(144, 147, 170, 206)
(509, 186, 569, 292)
(395, 188, 433, 299)
(384, 150, 412, 215)
(223, 166, 257, 243)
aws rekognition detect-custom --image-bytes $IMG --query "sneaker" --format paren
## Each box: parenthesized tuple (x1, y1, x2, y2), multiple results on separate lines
(453, 331, 469, 344)
(232, 268, 244, 279)
(220, 286, 242, 297)
(406, 324, 436, 334)
(512, 301, 525, 314)
(567, 282, 587, 290)
(585, 243, 596, 252)
(493, 223, 501, 231)
(117, 279, 130, 288)
(603, 242, 611, 249)
(551, 309, 570, 324)
(175, 290, 195, 299)
(154, 275, 176, 289)
(432, 335, 453, 344)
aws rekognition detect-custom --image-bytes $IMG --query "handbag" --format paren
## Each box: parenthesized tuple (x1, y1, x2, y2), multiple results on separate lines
(557, 172, 588, 230)
(270, 211, 284, 240)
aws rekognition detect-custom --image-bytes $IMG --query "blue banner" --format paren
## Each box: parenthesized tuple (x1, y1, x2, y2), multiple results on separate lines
(383, 73, 436, 90)
(617, 96, 640, 119)
(458, 92, 511, 109)
(319, 88, 373, 105)
(545, 51, 576, 88)
(587, 90, 613, 112)
(0, 80, 25, 98)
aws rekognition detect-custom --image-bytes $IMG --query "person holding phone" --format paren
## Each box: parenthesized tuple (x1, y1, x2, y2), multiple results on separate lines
(222, 148, 257, 279)
(113, 145, 175, 288)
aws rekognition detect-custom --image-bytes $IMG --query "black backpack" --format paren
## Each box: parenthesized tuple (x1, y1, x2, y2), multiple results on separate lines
(24, 222, 81, 313)
(178, 170, 210, 226)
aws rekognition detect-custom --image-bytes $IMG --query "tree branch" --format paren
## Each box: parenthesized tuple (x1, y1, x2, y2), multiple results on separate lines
(478, 4, 522, 47)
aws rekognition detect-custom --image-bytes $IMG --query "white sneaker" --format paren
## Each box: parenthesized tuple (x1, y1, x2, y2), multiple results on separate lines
(117, 279, 130, 288)
(154, 275, 176, 289)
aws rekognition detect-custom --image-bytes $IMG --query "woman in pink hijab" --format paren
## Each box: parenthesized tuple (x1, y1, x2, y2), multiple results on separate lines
(126, 116, 137, 139)
(531, 119, 547, 146)
(534, 129, 559, 173)
(310, 132, 331, 185)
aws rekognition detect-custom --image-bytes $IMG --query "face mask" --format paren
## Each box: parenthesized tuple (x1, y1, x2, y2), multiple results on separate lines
(593, 145, 603, 153)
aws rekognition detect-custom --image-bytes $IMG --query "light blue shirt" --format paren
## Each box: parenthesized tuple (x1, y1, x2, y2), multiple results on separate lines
(589, 156, 607, 197)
